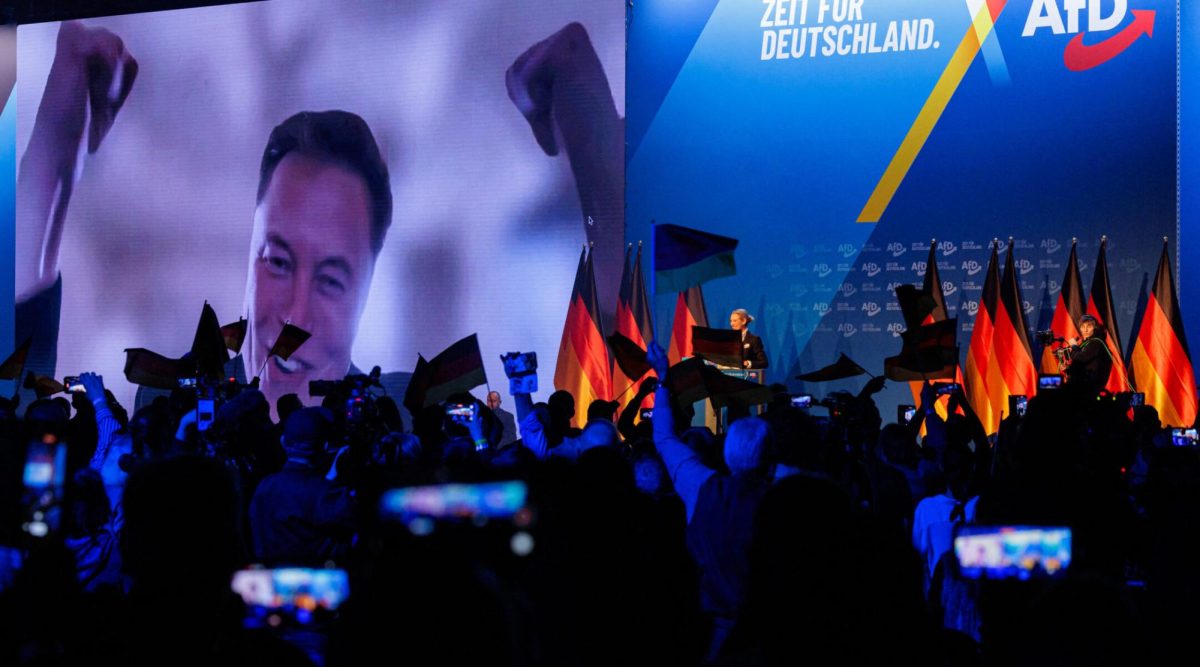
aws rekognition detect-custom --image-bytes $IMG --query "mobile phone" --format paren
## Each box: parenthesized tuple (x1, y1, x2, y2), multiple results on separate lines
(791, 394, 813, 409)
(197, 398, 216, 432)
(446, 403, 475, 418)
(1129, 392, 1145, 407)
(231, 567, 349, 628)
(935, 383, 961, 396)
(639, 408, 654, 420)
(63, 376, 85, 393)
(178, 377, 198, 389)
(897, 404, 916, 425)
(1038, 374, 1063, 390)
(21, 436, 68, 538)
(1009, 395, 1028, 418)
(1171, 428, 1199, 447)
(953, 525, 1072, 580)
(380, 481, 528, 523)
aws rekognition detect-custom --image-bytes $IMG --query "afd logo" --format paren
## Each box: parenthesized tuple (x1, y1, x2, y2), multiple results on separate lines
(813, 302, 830, 314)
(962, 260, 983, 276)
(887, 242, 907, 257)
(862, 302, 881, 317)
(1023, 1, 1156, 72)
(1017, 259, 1035, 275)
(942, 281, 957, 297)
(838, 243, 857, 258)
(937, 240, 958, 256)
(912, 261, 927, 276)
(886, 281, 904, 292)
(965, 300, 980, 317)
(1120, 258, 1141, 273)
(813, 263, 833, 278)
(1023, 300, 1036, 315)
(887, 322, 906, 338)
(838, 323, 858, 338)
(862, 262, 882, 277)
(1041, 239, 1062, 254)
(1045, 279, 1061, 293)
(838, 283, 858, 297)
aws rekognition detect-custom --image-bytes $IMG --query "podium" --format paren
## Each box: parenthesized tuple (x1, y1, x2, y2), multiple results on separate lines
(698, 364, 765, 433)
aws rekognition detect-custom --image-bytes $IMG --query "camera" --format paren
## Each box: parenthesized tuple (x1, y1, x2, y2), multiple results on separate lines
(1034, 329, 1061, 346)
(501, 352, 538, 395)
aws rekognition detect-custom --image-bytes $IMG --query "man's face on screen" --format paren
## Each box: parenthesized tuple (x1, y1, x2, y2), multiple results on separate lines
(245, 153, 377, 407)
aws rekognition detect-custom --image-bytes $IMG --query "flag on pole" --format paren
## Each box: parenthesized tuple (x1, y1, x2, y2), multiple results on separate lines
(795, 353, 868, 382)
(1130, 240, 1197, 427)
(422, 334, 487, 408)
(653, 223, 738, 294)
(221, 318, 248, 354)
(191, 302, 230, 379)
(668, 285, 710, 366)
(267, 323, 312, 362)
(1040, 240, 1085, 374)
(123, 348, 182, 390)
(613, 244, 655, 409)
(996, 237, 1039, 400)
(554, 246, 612, 427)
(1086, 237, 1131, 393)
(0, 337, 32, 381)
(965, 242, 1008, 434)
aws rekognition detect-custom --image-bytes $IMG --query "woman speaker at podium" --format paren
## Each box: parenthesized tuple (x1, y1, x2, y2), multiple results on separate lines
(730, 309, 769, 370)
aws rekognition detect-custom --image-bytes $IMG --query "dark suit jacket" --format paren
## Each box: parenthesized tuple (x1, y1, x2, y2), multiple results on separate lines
(741, 332, 768, 369)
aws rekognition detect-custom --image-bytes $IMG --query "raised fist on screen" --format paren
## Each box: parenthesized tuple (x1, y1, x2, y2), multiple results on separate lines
(17, 20, 138, 300)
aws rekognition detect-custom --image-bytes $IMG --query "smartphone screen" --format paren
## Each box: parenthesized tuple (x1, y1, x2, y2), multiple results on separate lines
(791, 394, 813, 409)
(380, 481, 528, 523)
(232, 568, 349, 628)
(445, 403, 474, 417)
(22, 438, 68, 538)
(639, 408, 654, 420)
(935, 382, 961, 396)
(1038, 374, 1063, 390)
(897, 404, 916, 424)
(954, 525, 1071, 580)
(197, 399, 216, 432)
(1171, 428, 1199, 447)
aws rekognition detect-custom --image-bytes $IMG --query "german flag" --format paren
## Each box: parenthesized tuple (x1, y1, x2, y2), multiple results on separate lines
(653, 223, 738, 294)
(554, 246, 612, 428)
(1086, 237, 1131, 393)
(668, 285, 710, 367)
(967, 240, 1037, 435)
(613, 243, 655, 409)
(906, 241, 962, 422)
(997, 238, 1038, 401)
(0, 337, 31, 381)
(1040, 240, 1085, 374)
(1130, 240, 1197, 427)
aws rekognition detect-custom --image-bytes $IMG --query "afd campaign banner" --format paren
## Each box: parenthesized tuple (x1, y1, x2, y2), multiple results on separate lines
(628, 0, 1178, 408)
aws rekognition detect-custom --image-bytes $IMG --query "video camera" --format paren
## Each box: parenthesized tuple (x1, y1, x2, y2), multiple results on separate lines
(501, 352, 538, 395)
(309, 367, 384, 430)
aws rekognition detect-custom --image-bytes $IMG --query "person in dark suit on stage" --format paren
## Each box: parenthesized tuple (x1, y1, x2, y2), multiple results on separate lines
(1064, 314, 1113, 395)
(730, 309, 768, 370)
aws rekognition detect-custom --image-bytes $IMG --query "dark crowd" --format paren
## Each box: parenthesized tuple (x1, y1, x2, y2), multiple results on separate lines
(0, 340, 1196, 666)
